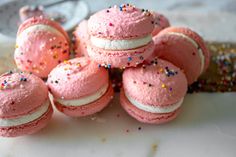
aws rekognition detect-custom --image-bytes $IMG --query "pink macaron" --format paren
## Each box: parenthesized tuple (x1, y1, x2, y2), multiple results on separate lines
(120, 59, 187, 124)
(73, 20, 90, 57)
(14, 16, 70, 78)
(87, 4, 155, 68)
(0, 71, 53, 137)
(153, 27, 210, 84)
(47, 57, 114, 117)
(151, 11, 170, 36)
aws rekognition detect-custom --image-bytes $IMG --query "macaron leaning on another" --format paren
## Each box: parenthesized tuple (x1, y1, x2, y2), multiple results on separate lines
(120, 59, 188, 124)
(153, 27, 210, 84)
(73, 20, 90, 57)
(14, 16, 70, 78)
(47, 57, 114, 117)
(87, 4, 155, 68)
(0, 71, 53, 137)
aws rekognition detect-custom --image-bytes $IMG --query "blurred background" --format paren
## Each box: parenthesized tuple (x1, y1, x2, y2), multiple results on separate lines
(0, 0, 236, 43)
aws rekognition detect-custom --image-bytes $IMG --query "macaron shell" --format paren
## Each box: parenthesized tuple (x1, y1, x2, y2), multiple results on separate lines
(73, 20, 90, 57)
(0, 72, 48, 119)
(14, 30, 70, 78)
(0, 104, 53, 137)
(88, 5, 154, 39)
(161, 27, 210, 71)
(120, 89, 180, 124)
(87, 41, 154, 68)
(122, 59, 187, 106)
(151, 12, 170, 36)
(18, 17, 70, 42)
(47, 57, 109, 100)
(153, 32, 202, 84)
(54, 83, 114, 117)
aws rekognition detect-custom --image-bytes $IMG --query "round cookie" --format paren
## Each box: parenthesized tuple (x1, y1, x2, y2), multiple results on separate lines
(47, 57, 114, 117)
(14, 16, 70, 78)
(0, 71, 53, 137)
(153, 27, 210, 84)
(120, 59, 187, 124)
(87, 4, 155, 68)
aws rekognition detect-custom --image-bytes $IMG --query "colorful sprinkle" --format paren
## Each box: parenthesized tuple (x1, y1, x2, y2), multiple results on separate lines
(164, 67, 178, 77)
(128, 57, 132, 61)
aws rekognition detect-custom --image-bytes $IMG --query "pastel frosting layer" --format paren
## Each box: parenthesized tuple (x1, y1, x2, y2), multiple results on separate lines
(54, 83, 114, 117)
(88, 4, 155, 39)
(47, 57, 109, 100)
(0, 100, 49, 127)
(125, 91, 183, 113)
(0, 71, 49, 119)
(120, 89, 181, 124)
(55, 83, 108, 106)
(90, 35, 152, 50)
(123, 59, 187, 107)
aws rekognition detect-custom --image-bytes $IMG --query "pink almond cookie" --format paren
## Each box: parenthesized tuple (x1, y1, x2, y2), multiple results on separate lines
(0, 71, 53, 137)
(151, 11, 170, 36)
(120, 59, 187, 124)
(87, 4, 155, 68)
(47, 57, 114, 117)
(14, 17, 70, 78)
(153, 27, 210, 84)
(73, 20, 90, 57)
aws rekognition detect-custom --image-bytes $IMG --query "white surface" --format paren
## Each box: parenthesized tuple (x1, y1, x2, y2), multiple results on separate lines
(0, 93, 236, 157)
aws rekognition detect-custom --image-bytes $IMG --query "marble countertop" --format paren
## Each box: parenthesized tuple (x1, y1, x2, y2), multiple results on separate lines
(0, 93, 236, 157)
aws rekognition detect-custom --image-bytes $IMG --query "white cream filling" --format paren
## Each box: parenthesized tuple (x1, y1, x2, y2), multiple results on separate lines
(56, 83, 109, 106)
(0, 100, 50, 127)
(18, 24, 64, 40)
(167, 32, 205, 74)
(90, 35, 152, 50)
(125, 92, 183, 113)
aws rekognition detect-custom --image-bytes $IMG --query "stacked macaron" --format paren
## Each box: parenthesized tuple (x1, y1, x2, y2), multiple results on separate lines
(87, 4, 155, 68)
(14, 16, 70, 78)
(152, 27, 210, 84)
(0, 71, 53, 137)
(47, 57, 114, 117)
